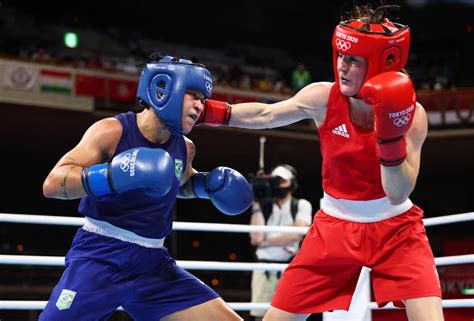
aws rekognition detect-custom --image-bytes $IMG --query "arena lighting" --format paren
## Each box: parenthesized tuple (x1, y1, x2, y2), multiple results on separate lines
(461, 288, 474, 295)
(64, 32, 78, 48)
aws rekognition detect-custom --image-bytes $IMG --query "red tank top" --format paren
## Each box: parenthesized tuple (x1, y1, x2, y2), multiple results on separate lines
(318, 83, 385, 200)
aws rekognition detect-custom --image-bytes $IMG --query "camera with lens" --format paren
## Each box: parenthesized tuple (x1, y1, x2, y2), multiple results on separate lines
(247, 173, 283, 202)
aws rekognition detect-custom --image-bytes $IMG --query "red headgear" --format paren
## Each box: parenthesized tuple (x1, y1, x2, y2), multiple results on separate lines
(332, 18, 410, 86)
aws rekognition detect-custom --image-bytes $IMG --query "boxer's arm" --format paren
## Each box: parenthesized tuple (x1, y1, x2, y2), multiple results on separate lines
(178, 137, 198, 199)
(228, 82, 332, 129)
(250, 202, 265, 246)
(42, 118, 121, 199)
(259, 218, 308, 248)
(259, 200, 312, 247)
(380, 103, 428, 204)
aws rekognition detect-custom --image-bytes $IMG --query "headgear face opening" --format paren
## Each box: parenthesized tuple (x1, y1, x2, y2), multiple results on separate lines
(332, 19, 410, 89)
(137, 55, 213, 135)
(270, 164, 298, 192)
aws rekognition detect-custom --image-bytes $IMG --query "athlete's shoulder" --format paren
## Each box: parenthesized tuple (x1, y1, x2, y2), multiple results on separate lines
(407, 102, 428, 147)
(183, 136, 195, 148)
(84, 117, 122, 140)
(75, 117, 123, 162)
(305, 81, 334, 91)
(292, 81, 333, 126)
(295, 81, 333, 105)
(298, 81, 333, 95)
(183, 136, 196, 164)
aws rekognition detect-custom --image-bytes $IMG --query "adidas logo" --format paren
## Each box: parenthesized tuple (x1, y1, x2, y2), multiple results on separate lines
(332, 124, 350, 138)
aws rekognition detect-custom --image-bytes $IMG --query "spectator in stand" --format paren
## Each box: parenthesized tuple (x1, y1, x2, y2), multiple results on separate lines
(290, 63, 311, 92)
(257, 74, 274, 92)
(240, 74, 252, 90)
(31, 47, 53, 63)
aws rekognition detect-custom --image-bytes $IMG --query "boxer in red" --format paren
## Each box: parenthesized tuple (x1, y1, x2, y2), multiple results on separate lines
(199, 4, 443, 321)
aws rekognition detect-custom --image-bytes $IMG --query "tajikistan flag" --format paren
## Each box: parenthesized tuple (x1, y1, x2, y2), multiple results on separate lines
(39, 69, 72, 94)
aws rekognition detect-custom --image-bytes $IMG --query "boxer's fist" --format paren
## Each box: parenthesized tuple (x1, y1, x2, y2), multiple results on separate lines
(360, 72, 416, 166)
(193, 167, 253, 215)
(82, 147, 174, 197)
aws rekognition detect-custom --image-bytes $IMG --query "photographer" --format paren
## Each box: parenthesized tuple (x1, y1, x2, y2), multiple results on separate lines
(249, 164, 313, 320)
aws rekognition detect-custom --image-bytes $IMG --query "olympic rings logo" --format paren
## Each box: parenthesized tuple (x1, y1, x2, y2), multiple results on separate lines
(119, 153, 132, 172)
(205, 81, 212, 94)
(335, 38, 351, 51)
(393, 114, 412, 127)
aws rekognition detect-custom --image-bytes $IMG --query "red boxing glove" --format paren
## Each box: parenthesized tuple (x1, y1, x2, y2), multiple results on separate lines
(359, 72, 416, 166)
(197, 99, 232, 126)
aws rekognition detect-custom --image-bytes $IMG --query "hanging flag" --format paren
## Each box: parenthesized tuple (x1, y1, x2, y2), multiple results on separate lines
(109, 78, 138, 102)
(3, 65, 38, 91)
(75, 74, 106, 98)
(39, 69, 72, 94)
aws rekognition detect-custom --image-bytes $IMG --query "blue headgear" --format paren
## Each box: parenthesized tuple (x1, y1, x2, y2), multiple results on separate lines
(137, 55, 213, 135)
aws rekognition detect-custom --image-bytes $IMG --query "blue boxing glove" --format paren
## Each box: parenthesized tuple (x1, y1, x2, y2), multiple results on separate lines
(193, 166, 253, 215)
(81, 147, 174, 197)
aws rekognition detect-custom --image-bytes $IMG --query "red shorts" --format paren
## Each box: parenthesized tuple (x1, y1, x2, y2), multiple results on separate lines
(271, 205, 442, 314)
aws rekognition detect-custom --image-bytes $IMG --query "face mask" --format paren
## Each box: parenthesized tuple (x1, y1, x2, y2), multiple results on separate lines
(273, 186, 292, 199)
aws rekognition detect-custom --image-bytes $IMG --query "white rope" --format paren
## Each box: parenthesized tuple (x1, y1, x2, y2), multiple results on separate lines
(423, 212, 474, 226)
(177, 261, 287, 271)
(177, 221, 309, 234)
(1, 254, 472, 269)
(0, 301, 269, 311)
(434, 254, 474, 266)
(368, 299, 474, 309)
(0, 255, 287, 270)
(0, 212, 473, 233)
(0, 213, 85, 226)
(0, 255, 65, 266)
(0, 299, 472, 311)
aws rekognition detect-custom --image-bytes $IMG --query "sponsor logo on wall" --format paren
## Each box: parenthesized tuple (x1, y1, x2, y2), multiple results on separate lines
(3, 65, 38, 91)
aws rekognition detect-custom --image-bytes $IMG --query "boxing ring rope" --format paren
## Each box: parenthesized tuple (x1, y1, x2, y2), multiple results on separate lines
(1, 212, 473, 318)
(0, 299, 471, 311)
(1, 254, 472, 269)
(1, 211, 473, 231)
(0, 300, 271, 312)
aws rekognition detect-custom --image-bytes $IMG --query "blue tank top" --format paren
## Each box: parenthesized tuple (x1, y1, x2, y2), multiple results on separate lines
(78, 111, 187, 238)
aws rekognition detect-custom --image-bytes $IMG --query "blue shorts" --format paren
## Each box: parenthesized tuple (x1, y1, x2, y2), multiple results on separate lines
(39, 228, 219, 321)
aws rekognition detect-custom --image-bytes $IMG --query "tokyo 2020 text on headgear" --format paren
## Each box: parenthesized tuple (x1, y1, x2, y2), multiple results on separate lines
(331, 17, 410, 86)
(137, 55, 213, 135)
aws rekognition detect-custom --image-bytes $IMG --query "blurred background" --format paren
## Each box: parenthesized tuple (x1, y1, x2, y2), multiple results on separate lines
(0, 0, 473, 320)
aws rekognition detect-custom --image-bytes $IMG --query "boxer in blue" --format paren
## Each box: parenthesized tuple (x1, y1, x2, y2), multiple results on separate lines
(40, 54, 252, 321)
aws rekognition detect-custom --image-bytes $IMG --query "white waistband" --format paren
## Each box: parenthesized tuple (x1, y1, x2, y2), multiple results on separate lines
(82, 217, 165, 248)
(321, 192, 413, 222)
